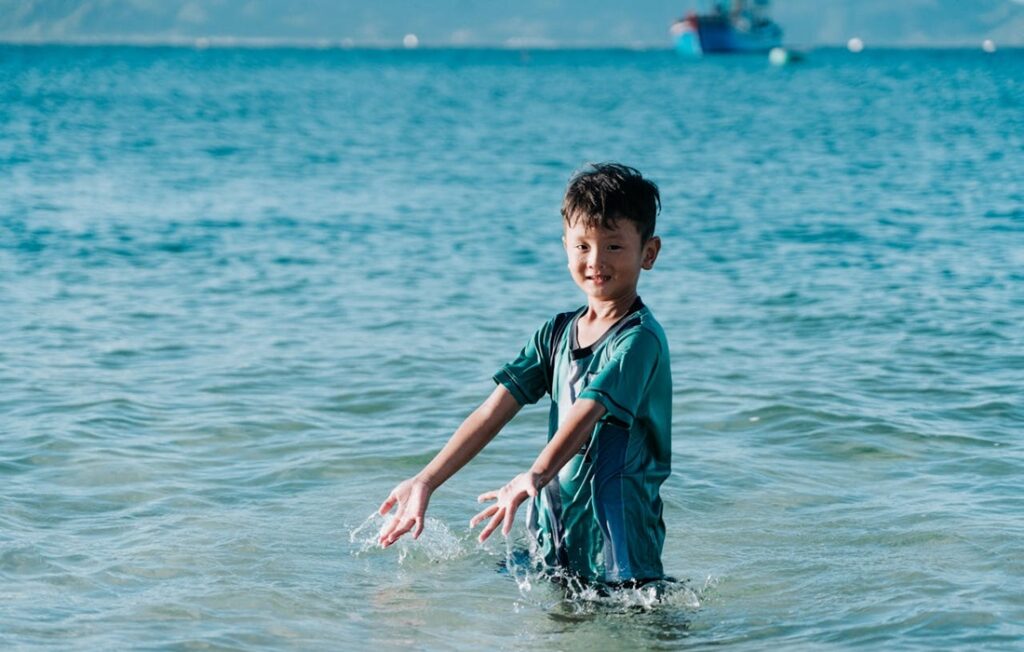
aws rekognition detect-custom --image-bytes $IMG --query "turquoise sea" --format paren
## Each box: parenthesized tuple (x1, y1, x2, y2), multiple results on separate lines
(2, 45, 1022, 650)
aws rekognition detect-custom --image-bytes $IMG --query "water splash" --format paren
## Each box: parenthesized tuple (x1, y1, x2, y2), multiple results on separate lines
(501, 537, 711, 615)
(347, 512, 465, 564)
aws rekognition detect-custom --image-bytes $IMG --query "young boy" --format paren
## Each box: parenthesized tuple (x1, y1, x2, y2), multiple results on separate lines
(378, 163, 671, 585)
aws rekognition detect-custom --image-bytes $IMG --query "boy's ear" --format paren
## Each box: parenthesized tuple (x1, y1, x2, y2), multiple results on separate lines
(642, 236, 661, 270)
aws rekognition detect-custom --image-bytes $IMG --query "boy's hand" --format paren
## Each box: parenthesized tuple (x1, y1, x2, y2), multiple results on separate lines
(470, 472, 542, 543)
(377, 477, 433, 548)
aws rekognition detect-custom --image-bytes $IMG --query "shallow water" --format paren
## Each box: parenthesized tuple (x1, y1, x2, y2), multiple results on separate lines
(2, 45, 1023, 650)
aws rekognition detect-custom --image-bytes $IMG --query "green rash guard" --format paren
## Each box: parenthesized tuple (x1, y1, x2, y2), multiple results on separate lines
(493, 298, 672, 583)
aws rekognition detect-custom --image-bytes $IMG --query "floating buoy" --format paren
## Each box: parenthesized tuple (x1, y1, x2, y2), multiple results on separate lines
(769, 47, 789, 66)
(982, 39, 996, 53)
(847, 37, 864, 53)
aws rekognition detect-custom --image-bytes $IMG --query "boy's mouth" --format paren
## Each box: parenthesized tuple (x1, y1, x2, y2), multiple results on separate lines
(587, 274, 611, 285)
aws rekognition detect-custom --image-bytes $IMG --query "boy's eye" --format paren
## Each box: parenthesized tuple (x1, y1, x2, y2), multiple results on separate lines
(608, 244, 622, 251)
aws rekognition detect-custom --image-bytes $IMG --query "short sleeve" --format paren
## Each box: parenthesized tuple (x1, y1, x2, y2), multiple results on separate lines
(578, 328, 661, 427)
(492, 319, 553, 406)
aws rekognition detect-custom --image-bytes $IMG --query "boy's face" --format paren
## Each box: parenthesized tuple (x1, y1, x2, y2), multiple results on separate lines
(563, 216, 661, 303)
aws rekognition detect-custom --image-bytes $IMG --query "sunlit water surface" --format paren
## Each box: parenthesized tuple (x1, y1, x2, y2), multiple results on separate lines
(2, 46, 1023, 650)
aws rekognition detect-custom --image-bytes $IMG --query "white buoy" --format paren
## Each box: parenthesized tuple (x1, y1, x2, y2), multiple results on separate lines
(403, 33, 419, 49)
(769, 47, 789, 66)
(982, 39, 996, 53)
(847, 37, 864, 53)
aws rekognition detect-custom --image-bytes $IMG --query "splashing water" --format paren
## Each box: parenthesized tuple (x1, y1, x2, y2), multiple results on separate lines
(348, 512, 466, 564)
(501, 536, 711, 615)
(350, 513, 711, 614)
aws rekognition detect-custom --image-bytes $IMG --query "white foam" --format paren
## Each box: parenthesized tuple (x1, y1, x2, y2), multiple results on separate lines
(501, 537, 712, 614)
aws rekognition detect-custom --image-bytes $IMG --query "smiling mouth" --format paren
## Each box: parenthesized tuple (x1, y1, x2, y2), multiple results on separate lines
(586, 275, 611, 284)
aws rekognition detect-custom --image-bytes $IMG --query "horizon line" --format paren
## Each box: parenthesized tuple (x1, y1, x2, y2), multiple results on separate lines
(1, 35, 1021, 51)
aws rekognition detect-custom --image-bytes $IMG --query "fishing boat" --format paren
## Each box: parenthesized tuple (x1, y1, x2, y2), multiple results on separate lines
(671, 0, 783, 55)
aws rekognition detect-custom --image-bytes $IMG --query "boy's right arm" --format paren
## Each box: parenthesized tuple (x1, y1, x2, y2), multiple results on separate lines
(377, 384, 522, 547)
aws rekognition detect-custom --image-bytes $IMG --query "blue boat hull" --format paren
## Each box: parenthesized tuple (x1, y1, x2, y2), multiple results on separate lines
(701, 23, 779, 52)
(672, 15, 782, 55)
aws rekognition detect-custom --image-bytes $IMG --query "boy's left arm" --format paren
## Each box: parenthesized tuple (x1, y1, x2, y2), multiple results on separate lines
(470, 398, 606, 542)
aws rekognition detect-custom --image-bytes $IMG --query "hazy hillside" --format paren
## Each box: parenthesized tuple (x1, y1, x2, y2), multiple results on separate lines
(2, 0, 1022, 46)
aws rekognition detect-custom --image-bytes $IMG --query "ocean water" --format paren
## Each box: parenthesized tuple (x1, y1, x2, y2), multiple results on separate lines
(1, 45, 1022, 650)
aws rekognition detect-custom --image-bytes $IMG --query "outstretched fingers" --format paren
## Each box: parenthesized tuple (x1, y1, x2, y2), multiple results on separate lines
(377, 516, 398, 546)
(502, 494, 526, 536)
(376, 478, 434, 549)
(378, 493, 397, 516)
(477, 508, 505, 543)
(477, 490, 498, 503)
(470, 504, 499, 528)
(380, 515, 416, 548)
(377, 494, 407, 545)
(472, 476, 536, 541)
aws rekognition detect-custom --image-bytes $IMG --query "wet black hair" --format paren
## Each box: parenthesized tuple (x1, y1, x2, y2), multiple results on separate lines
(561, 163, 661, 242)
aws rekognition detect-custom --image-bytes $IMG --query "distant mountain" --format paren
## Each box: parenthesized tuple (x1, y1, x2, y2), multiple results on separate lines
(1, 0, 1022, 47)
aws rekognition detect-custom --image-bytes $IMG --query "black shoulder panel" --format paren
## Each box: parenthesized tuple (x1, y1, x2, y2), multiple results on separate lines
(544, 310, 577, 395)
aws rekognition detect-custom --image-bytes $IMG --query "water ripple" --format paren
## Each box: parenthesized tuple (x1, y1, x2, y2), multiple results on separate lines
(2, 46, 1022, 650)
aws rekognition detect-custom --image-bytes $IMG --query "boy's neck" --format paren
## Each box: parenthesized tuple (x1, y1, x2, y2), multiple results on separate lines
(585, 291, 639, 323)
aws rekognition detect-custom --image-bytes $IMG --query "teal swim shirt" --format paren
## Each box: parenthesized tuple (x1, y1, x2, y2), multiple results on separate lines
(493, 298, 672, 583)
